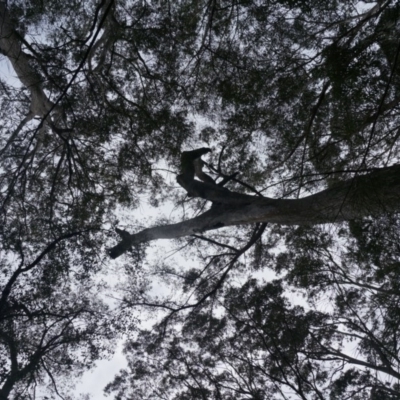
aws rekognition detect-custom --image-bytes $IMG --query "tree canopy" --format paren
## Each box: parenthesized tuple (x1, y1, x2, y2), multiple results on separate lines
(1, 0, 400, 399)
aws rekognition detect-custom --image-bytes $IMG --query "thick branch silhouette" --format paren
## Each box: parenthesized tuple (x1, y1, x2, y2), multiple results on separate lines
(108, 149, 400, 259)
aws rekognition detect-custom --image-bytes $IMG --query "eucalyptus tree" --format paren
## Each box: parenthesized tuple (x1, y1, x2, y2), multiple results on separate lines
(2, 0, 400, 399)
(104, 0, 400, 399)
(0, 0, 192, 397)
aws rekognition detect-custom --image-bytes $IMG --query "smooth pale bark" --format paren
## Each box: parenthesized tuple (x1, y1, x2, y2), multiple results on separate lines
(0, 2, 55, 160)
(0, 3, 53, 115)
(108, 164, 400, 258)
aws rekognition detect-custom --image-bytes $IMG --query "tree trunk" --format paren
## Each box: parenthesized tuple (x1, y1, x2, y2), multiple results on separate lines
(108, 164, 400, 259)
(0, 3, 53, 115)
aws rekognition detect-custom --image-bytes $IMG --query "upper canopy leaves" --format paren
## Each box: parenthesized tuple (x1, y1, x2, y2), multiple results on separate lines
(1, 0, 400, 398)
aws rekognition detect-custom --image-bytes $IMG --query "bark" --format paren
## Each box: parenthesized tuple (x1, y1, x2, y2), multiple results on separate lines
(108, 163, 400, 259)
(87, 0, 117, 73)
(0, 2, 53, 116)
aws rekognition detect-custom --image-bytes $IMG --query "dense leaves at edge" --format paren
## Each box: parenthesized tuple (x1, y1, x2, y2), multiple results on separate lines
(1, 0, 400, 399)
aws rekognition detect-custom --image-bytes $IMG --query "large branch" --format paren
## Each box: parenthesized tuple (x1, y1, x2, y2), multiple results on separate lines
(0, 2, 53, 116)
(108, 163, 400, 259)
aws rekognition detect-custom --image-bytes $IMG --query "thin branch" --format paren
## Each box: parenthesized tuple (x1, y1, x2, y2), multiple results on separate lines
(191, 234, 239, 252)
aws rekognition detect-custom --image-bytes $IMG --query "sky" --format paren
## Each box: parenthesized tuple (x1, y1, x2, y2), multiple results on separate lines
(0, 2, 384, 398)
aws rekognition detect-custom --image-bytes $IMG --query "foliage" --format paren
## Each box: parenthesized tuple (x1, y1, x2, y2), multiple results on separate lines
(1, 0, 400, 399)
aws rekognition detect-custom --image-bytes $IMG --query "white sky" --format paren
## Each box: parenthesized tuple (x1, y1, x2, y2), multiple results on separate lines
(0, 2, 390, 398)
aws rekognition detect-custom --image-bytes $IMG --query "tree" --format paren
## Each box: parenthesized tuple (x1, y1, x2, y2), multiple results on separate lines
(104, 1, 400, 399)
(1, 0, 400, 399)
(109, 156, 400, 258)
(0, 0, 189, 397)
